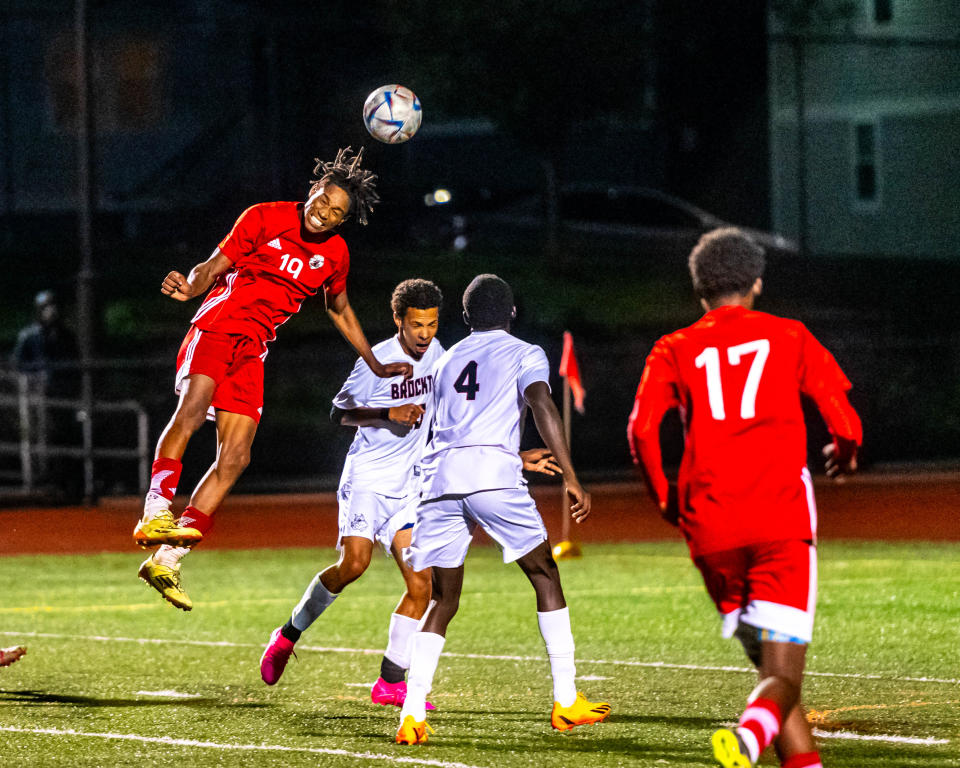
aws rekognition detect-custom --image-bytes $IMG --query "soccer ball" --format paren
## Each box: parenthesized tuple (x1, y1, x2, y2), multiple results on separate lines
(362, 85, 422, 144)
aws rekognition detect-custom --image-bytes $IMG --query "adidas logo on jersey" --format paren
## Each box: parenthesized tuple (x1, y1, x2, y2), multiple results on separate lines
(309, 255, 325, 269)
(267, 238, 282, 250)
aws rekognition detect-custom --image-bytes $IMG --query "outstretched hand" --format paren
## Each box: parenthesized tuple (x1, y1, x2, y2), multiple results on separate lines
(823, 439, 858, 480)
(161, 271, 195, 301)
(520, 448, 562, 476)
(565, 480, 592, 524)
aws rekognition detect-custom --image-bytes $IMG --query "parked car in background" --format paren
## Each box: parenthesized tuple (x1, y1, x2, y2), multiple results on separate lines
(477, 183, 797, 258)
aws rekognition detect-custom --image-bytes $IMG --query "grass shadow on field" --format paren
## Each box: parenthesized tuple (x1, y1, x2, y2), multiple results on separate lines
(0, 689, 225, 708)
(311, 705, 725, 765)
(443, 734, 719, 766)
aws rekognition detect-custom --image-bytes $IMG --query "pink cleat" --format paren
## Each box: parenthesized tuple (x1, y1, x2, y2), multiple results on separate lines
(371, 677, 435, 710)
(260, 627, 296, 685)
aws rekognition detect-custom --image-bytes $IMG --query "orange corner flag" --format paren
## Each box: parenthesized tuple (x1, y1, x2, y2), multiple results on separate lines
(559, 331, 586, 414)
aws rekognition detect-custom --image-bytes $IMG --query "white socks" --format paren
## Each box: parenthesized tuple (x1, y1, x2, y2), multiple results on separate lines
(736, 727, 761, 764)
(384, 613, 419, 669)
(154, 545, 189, 568)
(143, 492, 171, 521)
(290, 571, 338, 632)
(416, 600, 437, 630)
(401, 632, 445, 722)
(537, 607, 577, 707)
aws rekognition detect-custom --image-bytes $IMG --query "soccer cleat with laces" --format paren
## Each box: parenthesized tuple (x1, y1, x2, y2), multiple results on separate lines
(138, 556, 192, 611)
(133, 509, 203, 549)
(370, 677, 435, 710)
(395, 715, 432, 745)
(712, 727, 753, 768)
(551, 691, 611, 731)
(0, 645, 26, 667)
(260, 627, 297, 685)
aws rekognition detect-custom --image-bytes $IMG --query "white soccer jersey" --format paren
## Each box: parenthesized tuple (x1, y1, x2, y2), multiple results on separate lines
(333, 335, 444, 497)
(420, 329, 550, 499)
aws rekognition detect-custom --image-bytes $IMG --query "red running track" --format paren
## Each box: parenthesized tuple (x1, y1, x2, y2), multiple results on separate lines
(1, 472, 958, 556)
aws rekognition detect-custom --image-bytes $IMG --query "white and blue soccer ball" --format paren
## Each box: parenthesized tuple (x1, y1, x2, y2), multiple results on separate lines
(362, 84, 422, 144)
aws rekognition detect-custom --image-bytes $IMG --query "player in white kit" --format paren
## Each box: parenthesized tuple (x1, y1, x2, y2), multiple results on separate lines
(259, 279, 561, 708)
(395, 274, 611, 745)
(260, 279, 444, 706)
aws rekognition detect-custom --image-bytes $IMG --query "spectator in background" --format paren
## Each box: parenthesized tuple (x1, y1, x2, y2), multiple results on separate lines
(11, 290, 81, 500)
(11, 290, 79, 396)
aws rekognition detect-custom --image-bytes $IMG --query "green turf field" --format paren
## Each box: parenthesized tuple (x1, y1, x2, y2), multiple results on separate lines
(0, 541, 957, 767)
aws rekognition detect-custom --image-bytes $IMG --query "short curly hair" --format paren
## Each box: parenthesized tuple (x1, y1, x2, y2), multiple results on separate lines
(462, 274, 514, 330)
(391, 279, 443, 319)
(688, 227, 765, 301)
(308, 146, 379, 226)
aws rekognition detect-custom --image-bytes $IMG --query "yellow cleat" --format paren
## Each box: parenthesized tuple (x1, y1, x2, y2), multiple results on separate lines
(133, 510, 202, 549)
(395, 715, 432, 745)
(551, 691, 611, 731)
(712, 727, 753, 768)
(138, 556, 193, 611)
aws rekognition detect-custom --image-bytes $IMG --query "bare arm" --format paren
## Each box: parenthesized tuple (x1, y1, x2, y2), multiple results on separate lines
(524, 381, 591, 522)
(325, 289, 413, 380)
(161, 250, 233, 301)
(332, 403, 424, 428)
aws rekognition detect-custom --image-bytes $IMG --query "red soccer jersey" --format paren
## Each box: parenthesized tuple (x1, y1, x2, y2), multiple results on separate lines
(628, 305, 862, 557)
(190, 202, 350, 343)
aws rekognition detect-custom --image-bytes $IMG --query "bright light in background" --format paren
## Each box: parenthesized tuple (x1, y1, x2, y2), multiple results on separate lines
(423, 188, 452, 206)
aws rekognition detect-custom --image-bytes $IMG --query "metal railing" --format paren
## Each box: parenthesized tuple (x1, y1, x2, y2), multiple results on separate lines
(0, 369, 149, 498)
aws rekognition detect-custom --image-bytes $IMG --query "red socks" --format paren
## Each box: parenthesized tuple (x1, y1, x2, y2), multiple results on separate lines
(179, 505, 214, 536)
(149, 458, 182, 500)
(738, 697, 782, 760)
(783, 752, 822, 768)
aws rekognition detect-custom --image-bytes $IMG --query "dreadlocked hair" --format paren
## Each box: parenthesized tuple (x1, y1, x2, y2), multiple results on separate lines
(309, 146, 379, 226)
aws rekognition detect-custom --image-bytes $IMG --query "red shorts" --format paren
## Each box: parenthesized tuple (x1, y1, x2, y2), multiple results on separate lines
(175, 326, 266, 423)
(693, 539, 817, 643)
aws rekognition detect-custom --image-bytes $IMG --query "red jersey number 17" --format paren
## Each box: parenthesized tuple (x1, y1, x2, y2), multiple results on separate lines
(694, 339, 770, 420)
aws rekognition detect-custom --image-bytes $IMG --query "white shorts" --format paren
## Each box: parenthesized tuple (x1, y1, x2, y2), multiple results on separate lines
(404, 487, 548, 571)
(337, 485, 417, 553)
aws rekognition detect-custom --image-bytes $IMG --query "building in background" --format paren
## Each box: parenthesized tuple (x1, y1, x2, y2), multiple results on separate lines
(768, 0, 960, 259)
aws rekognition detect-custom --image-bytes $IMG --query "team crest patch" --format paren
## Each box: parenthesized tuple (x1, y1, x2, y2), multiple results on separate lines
(309, 255, 325, 269)
(349, 512, 367, 531)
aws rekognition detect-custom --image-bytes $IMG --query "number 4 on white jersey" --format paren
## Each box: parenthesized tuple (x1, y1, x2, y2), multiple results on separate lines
(694, 339, 770, 420)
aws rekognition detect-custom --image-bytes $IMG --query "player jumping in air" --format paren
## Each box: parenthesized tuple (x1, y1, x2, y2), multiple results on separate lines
(628, 228, 862, 768)
(133, 148, 412, 611)
(259, 278, 562, 709)
(395, 274, 610, 745)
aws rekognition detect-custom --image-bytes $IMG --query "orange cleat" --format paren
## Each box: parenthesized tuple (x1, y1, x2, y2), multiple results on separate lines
(551, 691, 611, 731)
(395, 715, 432, 745)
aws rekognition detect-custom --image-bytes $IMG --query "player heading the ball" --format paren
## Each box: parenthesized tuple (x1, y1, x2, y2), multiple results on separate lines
(134, 147, 412, 612)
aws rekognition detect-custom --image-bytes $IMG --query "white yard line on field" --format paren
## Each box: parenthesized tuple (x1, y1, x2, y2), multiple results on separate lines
(3, 630, 959, 687)
(135, 690, 204, 698)
(0, 725, 487, 768)
(813, 728, 949, 746)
